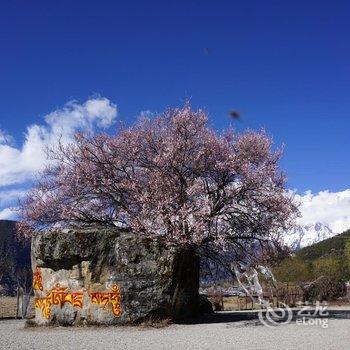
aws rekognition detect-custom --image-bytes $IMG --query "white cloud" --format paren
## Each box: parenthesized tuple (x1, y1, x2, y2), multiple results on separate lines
(0, 189, 26, 206)
(0, 97, 117, 187)
(295, 189, 350, 233)
(0, 207, 16, 220)
(0, 129, 13, 145)
(139, 110, 153, 118)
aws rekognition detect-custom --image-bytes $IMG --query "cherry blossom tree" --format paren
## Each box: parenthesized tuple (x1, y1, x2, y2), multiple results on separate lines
(18, 105, 298, 261)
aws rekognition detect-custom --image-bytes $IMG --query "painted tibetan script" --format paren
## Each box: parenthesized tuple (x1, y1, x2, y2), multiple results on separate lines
(90, 284, 122, 317)
(33, 267, 43, 291)
(35, 283, 83, 319)
(34, 282, 122, 319)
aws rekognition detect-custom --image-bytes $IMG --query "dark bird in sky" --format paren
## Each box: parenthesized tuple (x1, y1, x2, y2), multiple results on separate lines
(229, 109, 241, 120)
(203, 47, 211, 55)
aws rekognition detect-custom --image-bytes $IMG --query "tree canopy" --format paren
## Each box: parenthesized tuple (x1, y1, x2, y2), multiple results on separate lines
(19, 105, 297, 261)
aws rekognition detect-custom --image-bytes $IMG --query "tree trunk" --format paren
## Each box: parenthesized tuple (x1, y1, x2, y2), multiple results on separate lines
(170, 247, 200, 320)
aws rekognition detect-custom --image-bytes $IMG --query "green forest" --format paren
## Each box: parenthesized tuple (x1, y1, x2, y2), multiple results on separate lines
(274, 230, 350, 283)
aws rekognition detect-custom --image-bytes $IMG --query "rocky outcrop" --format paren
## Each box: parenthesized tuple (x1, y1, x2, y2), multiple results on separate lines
(31, 227, 200, 325)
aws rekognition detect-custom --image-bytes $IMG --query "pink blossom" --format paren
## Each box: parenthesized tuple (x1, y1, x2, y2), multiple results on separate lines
(18, 105, 298, 254)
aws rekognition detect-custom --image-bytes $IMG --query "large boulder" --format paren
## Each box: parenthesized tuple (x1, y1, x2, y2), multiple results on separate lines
(31, 227, 200, 325)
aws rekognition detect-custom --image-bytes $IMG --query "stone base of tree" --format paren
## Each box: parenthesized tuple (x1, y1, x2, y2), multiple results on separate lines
(31, 226, 200, 326)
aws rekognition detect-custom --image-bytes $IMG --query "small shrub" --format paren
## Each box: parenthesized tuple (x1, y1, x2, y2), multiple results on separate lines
(303, 276, 346, 302)
(207, 290, 224, 311)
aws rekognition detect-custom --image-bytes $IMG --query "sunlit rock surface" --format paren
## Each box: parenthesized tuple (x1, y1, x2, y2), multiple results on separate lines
(31, 227, 200, 325)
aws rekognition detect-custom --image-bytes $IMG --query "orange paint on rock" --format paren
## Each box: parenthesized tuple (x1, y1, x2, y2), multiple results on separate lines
(34, 283, 84, 319)
(33, 267, 43, 291)
(89, 284, 122, 317)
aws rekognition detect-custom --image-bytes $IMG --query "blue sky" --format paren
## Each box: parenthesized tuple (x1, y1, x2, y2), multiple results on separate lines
(0, 1, 350, 229)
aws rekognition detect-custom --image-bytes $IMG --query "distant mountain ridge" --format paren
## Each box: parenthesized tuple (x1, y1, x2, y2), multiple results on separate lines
(0, 219, 17, 243)
(296, 229, 350, 262)
(284, 222, 335, 250)
(0, 220, 31, 295)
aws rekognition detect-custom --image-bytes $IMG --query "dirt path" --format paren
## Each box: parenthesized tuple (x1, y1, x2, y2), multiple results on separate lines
(1, 318, 350, 350)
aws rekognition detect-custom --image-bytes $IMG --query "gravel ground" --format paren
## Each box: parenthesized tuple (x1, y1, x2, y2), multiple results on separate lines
(1, 318, 350, 350)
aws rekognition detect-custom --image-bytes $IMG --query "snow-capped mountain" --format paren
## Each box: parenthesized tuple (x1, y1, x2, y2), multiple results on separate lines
(284, 222, 335, 250)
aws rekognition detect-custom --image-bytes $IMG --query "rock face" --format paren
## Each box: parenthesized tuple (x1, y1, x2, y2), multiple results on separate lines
(31, 227, 200, 325)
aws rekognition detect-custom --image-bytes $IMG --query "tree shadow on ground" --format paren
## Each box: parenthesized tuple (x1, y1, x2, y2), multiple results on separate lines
(176, 311, 262, 325)
(176, 309, 350, 325)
